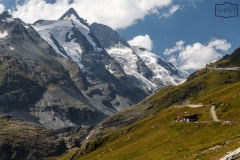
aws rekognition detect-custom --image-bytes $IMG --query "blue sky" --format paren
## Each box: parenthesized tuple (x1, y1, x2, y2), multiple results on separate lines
(119, 0, 239, 72)
(0, 0, 239, 73)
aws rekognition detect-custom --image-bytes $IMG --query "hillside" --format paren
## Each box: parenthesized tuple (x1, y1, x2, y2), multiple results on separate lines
(61, 47, 240, 159)
(0, 115, 66, 159)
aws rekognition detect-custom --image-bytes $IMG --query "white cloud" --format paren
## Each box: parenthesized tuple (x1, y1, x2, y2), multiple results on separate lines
(128, 34, 153, 51)
(166, 39, 231, 70)
(188, 0, 203, 8)
(164, 40, 185, 55)
(0, 3, 5, 13)
(168, 55, 177, 65)
(160, 5, 180, 18)
(170, 5, 180, 14)
(10, 0, 177, 29)
(208, 38, 231, 51)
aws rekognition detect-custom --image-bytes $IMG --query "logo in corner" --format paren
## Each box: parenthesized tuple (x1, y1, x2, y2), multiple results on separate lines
(215, 2, 238, 18)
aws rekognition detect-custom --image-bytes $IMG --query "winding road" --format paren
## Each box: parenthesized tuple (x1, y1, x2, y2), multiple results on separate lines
(210, 106, 221, 122)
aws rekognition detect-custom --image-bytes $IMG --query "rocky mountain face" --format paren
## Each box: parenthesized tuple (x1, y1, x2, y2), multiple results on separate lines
(0, 8, 189, 158)
(90, 23, 189, 92)
(89, 23, 131, 48)
(0, 10, 106, 158)
(0, 14, 106, 132)
(32, 9, 150, 115)
(132, 46, 189, 86)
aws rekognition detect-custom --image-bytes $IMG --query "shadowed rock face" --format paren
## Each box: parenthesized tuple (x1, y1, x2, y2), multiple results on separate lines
(157, 57, 178, 76)
(136, 56, 154, 79)
(90, 22, 130, 48)
(0, 11, 12, 20)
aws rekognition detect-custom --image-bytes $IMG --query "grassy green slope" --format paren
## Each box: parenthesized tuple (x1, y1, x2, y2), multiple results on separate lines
(61, 48, 240, 160)
(209, 48, 240, 67)
(66, 108, 240, 160)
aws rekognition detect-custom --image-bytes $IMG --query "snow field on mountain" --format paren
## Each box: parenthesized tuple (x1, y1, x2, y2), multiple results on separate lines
(63, 14, 79, 22)
(106, 43, 157, 92)
(32, 12, 188, 93)
(105, 65, 115, 74)
(32, 18, 97, 69)
(132, 46, 188, 86)
(106, 44, 138, 74)
(65, 13, 98, 50)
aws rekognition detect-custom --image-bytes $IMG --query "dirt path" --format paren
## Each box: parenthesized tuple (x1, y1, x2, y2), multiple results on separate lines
(210, 106, 221, 122)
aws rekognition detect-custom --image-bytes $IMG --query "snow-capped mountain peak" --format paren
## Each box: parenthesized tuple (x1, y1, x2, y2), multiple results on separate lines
(59, 8, 89, 27)
(32, 19, 93, 68)
(32, 8, 189, 108)
(32, 9, 102, 69)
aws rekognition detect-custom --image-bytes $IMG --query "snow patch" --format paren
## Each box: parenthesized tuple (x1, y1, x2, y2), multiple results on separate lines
(3, 18, 13, 22)
(24, 24, 30, 29)
(63, 14, 78, 21)
(96, 47, 103, 52)
(105, 65, 115, 74)
(32, 19, 98, 69)
(68, 31, 74, 39)
(0, 31, 8, 38)
(71, 38, 76, 42)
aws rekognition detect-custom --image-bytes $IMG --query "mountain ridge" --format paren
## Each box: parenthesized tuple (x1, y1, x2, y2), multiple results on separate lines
(90, 22, 188, 92)
(0, 8, 190, 159)
(0, 8, 188, 134)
